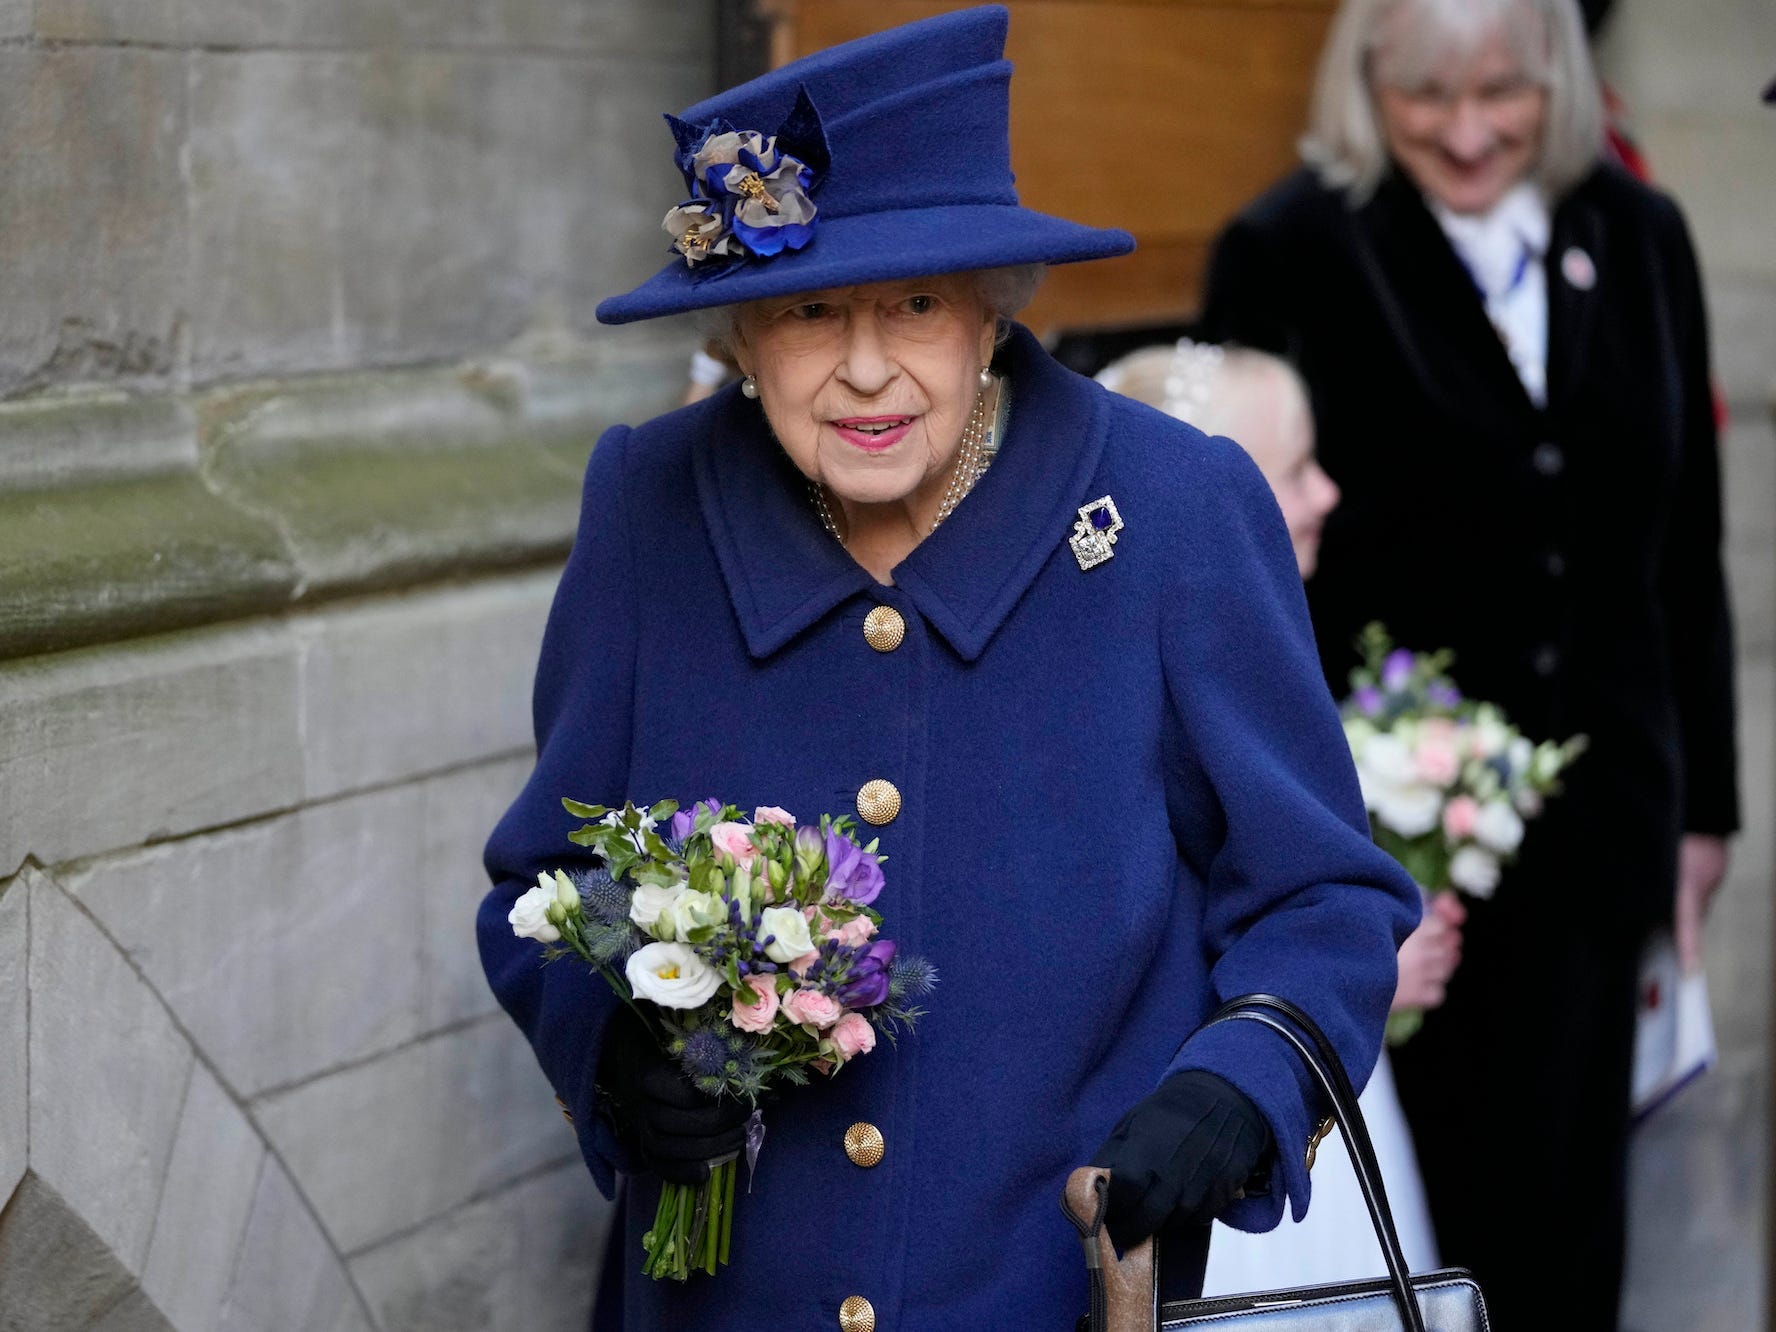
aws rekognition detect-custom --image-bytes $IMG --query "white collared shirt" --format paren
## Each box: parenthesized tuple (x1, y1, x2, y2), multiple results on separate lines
(1432, 182, 1551, 407)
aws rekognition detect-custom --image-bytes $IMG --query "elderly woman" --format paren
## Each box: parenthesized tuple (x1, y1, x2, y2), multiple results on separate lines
(1195, 1, 1740, 1326)
(479, 8, 1418, 1327)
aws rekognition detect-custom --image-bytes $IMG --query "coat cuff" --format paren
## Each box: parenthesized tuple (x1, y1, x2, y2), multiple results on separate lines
(1165, 1018, 1323, 1232)
(564, 1069, 638, 1201)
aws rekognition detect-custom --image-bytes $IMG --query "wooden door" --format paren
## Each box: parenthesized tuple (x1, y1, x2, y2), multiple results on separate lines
(757, 0, 1336, 335)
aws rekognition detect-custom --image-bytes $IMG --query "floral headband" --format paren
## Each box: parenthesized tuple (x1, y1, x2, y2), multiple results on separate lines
(1160, 339, 1225, 424)
(661, 87, 830, 269)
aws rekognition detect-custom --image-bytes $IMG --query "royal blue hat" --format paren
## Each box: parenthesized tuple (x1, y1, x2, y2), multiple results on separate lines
(594, 5, 1135, 324)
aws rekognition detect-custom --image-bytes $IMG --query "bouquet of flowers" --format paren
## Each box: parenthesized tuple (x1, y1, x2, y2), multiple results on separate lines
(1340, 625, 1586, 1043)
(507, 797, 934, 1282)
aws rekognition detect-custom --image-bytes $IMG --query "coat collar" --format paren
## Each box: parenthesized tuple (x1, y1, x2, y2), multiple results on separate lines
(1349, 170, 1539, 429)
(693, 323, 1108, 663)
(1348, 167, 1607, 425)
(1544, 174, 1606, 413)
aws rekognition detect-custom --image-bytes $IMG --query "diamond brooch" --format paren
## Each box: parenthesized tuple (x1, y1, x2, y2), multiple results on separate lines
(1068, 495, 1123, 571)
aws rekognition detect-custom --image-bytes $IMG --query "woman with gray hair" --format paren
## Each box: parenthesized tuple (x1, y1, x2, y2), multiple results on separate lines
(480, 9, 1422, 1325)
(1196, 1, 1739, 1327)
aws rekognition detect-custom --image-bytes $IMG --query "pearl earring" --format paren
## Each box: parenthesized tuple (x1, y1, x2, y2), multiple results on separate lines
(741, 375, 759, 399)
(978, 366, 994, 391)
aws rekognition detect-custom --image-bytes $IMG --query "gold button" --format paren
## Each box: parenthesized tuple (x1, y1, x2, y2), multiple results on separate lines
(839, 1295, 876, 1332)
(862, 605, 906, 652)
(856, 779, 900, 826)
(844, 1121, 885, 1168)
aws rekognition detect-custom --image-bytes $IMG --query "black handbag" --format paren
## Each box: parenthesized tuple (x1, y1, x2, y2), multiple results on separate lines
(1063, 994, 1491, 1331)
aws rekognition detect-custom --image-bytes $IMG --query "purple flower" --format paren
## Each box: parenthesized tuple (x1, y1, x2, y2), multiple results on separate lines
(1355, 684, 1384, 716)
(837, 939, 897, 1009)
(1428, 682, 1462, 709)
(670, 797, 723, 841)
(823, 828, 885, 906)
(1381, 649, 1415, 692)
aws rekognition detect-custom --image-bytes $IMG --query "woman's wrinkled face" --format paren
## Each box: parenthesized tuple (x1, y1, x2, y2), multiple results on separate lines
(730, 276, 997, 512)
(1371, 13, 1548, 215)
(1219, 370, 1341, 580)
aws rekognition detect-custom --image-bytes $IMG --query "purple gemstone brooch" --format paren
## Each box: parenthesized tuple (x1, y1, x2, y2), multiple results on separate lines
(1069, 495, 1123, 571)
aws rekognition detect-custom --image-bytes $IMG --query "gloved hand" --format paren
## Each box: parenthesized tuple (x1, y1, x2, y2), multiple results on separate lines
(1090, 1069, 1277, 1252)
(594, 1006, 752, 1185)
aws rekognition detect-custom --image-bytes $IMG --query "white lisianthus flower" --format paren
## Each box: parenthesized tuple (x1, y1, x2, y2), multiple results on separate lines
(509, 877, 562, 943)
(1361, 733, 1417, 787)
(1474, 799, 1525, 854)
(668, 889, 724, 941)
(1470, 707, 1510, 759)
(1513, 786, 1545, 818)
(552, 869, 579, 912)
(1343, 717, 1377, 753)
(1369, 782, 1443, 838)
(759, 905, 815, 963)
(1449, 845, 1502, 897)
(1506, 735, 1534, 778)
(626, 942, 722, 1009)
(629, 882, 687, 937)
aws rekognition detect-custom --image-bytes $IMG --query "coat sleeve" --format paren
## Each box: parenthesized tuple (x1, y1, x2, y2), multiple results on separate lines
(477, 424, 640, 1199)
(1158, 437, 1421, 1232)
(1650, 195, 1740, 837)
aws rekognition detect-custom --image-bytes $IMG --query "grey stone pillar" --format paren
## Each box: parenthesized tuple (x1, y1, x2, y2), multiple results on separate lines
(0, 2, 716, 1326)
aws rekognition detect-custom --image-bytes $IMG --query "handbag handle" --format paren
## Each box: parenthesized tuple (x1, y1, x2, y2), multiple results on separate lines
(1063, 994, 1427, 1332)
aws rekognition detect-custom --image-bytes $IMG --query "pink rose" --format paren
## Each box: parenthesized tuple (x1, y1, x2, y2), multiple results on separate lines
(835, 916, 877, 948)
(730, 974, 780, 1033)
(1415, 738, 1460, 786)
(752, 805, 796, 826)
(1443, 795, 1479, 839)
(709, 821, 758, 867)
(830, 1012, 876, 1062)
(781, 988, 843, 1030)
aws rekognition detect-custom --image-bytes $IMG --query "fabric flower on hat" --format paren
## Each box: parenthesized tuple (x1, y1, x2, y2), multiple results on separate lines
(663, 201, 742, 266)
(659, 87, 830, 268)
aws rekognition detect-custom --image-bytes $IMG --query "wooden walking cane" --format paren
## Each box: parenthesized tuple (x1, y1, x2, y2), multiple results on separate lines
(1062, 1167, 1158, 1332)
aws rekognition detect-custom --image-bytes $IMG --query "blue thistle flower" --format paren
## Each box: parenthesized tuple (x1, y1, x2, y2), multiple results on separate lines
(888, 955, 938, 1001)
(680, 1028, 730, 1081)
(572, 867, 628, 924)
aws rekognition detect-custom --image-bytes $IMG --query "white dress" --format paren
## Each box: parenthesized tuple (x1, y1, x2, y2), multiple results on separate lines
(1202, 1052, 1439, 1294)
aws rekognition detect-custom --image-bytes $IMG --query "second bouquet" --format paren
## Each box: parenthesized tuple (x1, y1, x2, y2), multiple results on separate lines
(507, 797, 935, 1283)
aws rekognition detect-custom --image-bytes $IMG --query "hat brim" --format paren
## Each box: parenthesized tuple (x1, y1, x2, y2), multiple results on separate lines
(594, 205, 1135, 325)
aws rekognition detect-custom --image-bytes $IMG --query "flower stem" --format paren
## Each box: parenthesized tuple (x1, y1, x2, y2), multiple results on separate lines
(719, 1157, 735, 1264)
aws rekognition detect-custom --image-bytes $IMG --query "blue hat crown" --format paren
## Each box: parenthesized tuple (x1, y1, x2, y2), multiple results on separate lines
(595, 5, 1132, 324)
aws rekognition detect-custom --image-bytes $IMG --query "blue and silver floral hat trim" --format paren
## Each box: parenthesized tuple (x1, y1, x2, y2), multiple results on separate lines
(662, 87, 829, 269)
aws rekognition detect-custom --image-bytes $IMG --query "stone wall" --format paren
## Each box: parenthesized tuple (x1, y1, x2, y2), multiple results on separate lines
(0, 2, 714, 1327)
(1598, 3, 1776, 1329)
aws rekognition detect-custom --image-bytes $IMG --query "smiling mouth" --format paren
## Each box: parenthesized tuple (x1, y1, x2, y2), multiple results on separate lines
(835, 416, 914, 435)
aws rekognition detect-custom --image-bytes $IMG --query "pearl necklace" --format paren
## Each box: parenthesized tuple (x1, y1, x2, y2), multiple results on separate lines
(810, 378, 1002, 547)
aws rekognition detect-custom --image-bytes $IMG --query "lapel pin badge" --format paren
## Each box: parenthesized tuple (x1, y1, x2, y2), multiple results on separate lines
(1069, 495, 1123, 571)
(1561, 246, 1596, 291)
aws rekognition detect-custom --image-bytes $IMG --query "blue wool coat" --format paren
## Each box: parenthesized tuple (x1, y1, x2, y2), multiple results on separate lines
(478, 326, 1420, 1329)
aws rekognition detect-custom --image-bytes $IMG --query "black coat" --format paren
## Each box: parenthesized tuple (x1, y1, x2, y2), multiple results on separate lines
(1197, 163, 1739, 931)
(1195, 162, 1741, 1329)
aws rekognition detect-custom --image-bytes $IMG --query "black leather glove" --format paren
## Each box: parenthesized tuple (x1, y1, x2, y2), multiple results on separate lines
(1089, 1069, 1277, 1252)
(594, 1006, 752, 1185)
